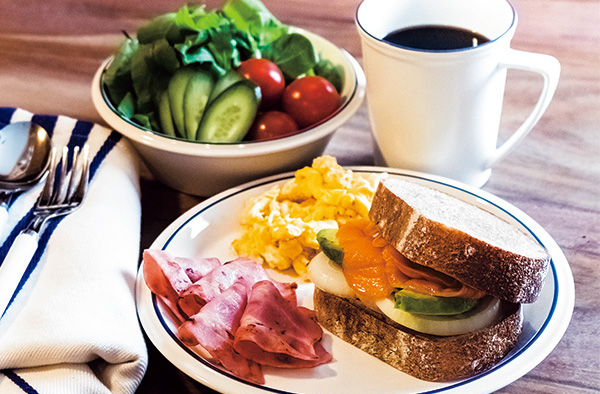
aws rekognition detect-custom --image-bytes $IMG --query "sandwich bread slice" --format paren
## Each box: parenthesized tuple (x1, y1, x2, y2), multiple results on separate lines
(308, 177, 550, 381)
(370, 178, 549, 304)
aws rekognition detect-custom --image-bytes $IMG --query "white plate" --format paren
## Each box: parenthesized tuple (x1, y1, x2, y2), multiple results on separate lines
(135, 168, 574, 394)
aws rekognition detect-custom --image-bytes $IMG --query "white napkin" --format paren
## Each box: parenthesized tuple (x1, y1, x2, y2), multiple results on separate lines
(0, 108, 148, 394)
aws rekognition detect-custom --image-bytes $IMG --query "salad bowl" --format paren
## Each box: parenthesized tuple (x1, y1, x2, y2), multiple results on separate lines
(92, 17, 365, 196)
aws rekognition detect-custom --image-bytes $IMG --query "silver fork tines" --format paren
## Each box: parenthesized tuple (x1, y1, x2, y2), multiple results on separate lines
(0, 144, 90, 318)
(26, 144, 90, 234)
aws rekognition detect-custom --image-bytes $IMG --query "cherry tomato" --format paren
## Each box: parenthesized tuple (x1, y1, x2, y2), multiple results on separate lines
(247, 111, 299, 141)
(237, 58, 285, 108)
(282, 75, 341, 128)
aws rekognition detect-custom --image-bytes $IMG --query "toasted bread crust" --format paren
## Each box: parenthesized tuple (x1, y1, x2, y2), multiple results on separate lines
(369, 178, 550, 303)
(314, 288, 522, 382)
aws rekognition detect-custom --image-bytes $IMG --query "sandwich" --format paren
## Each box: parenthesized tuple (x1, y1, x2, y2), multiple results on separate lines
(307, 177, 550, 381)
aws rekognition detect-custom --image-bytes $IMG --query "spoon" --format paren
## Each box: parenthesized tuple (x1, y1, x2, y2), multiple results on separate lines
(0, 122, 52, 235)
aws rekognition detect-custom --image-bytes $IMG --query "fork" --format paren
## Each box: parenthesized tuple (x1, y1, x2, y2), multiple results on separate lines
(0, 145, 90, 318)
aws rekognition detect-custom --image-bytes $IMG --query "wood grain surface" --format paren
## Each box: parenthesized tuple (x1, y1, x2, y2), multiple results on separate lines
(1, 0, 598, 393)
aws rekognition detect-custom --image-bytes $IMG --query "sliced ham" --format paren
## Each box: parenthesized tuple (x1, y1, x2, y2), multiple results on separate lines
(179, 282, 265, 385)
(174, 256, 222, 283)
(143, 249, 192, 300)
(145, 251, 333, 384)
(142, 249, 222, 320)
(233, 280, 332, 368)
(178, 257, 297, 317)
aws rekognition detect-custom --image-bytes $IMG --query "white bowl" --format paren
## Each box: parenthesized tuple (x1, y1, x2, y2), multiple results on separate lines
(91, 29, 366, 196)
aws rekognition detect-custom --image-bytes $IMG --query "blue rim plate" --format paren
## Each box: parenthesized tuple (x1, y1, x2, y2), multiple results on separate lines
(135, 167, 574, 394)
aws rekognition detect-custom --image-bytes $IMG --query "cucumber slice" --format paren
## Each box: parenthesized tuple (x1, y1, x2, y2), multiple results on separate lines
(157, 90, 176, 137)
(168, 66, 197, 138)
(208, 70, 245, 104)
(196, 80, 260, 143)
(375, 295, 502, 336)
(308, 252, 355, 298)
(183, 70, 214, 140)
(394, 290, 479, 316)
(316, 228, 344, 265)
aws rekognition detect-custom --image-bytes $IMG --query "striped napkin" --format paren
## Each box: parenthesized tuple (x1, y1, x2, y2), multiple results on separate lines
(0, 108, 147, 394)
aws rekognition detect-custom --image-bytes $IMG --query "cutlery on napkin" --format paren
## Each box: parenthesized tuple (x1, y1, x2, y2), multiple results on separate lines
(0, 108, 148, 394)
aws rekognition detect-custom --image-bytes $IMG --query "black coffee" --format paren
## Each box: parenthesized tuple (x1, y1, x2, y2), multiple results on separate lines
(383, 25, 490, 50)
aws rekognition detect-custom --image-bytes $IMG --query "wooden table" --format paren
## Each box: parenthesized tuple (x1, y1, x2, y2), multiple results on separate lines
(1, 0, 598, 393)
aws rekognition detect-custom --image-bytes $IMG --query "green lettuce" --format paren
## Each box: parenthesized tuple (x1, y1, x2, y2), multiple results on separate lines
(103, 0, 344, 130)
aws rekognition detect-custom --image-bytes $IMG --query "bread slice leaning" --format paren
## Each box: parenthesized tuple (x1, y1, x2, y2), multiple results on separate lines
(369, 178, 550, 304)
(314, 288, 522, 382)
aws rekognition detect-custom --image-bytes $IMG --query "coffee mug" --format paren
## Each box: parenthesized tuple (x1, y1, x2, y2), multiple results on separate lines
(356, 0, 560, 186)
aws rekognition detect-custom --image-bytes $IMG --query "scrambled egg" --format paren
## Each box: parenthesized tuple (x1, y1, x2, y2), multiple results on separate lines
(232, 155, 382, 277)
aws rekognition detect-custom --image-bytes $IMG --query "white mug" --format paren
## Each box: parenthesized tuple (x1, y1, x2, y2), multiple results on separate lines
(356, 0, 560, 187)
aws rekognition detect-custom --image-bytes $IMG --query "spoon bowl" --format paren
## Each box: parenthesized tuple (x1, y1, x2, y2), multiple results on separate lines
(0, 122, 52, 233)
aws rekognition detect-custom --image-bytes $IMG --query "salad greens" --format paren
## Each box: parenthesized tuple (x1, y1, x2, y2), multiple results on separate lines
(102, 0, 344, 133)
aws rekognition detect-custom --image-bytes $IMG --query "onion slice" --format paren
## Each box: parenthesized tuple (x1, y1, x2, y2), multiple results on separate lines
(308, 252, 355, 298)
(375, 295, 503, 336)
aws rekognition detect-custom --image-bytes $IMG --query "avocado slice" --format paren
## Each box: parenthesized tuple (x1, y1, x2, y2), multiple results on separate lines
(316, 228, 344, 265)
(394, 290, 480, 316)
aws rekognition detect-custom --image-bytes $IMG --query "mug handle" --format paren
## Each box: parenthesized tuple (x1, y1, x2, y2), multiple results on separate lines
(486, 49, 561, 168)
